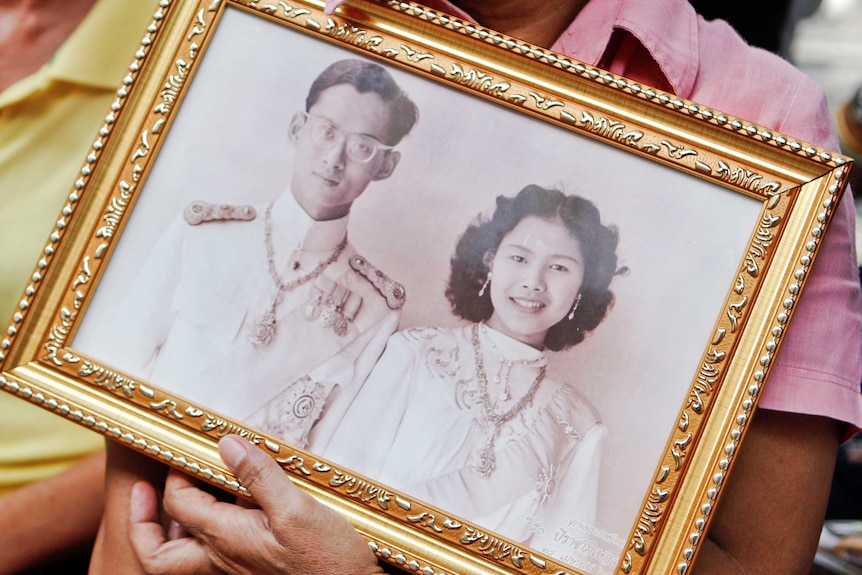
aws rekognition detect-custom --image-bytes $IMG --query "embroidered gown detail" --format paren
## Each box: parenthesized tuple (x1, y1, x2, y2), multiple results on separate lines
(324, 324, 606, 556)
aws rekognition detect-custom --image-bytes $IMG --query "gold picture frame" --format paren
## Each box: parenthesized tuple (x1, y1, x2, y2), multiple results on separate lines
(0, 1, 853, 574)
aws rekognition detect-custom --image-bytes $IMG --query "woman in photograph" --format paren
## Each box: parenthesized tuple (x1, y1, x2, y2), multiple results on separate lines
(322, 184, 623, 567)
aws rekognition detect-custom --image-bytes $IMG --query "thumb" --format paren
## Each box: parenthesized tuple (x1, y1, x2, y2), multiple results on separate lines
(219, 435, 298, 512)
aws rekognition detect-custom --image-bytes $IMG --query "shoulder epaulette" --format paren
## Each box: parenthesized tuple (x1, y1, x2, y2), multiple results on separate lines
(184, 201, 257, 225)
(349, 255, 406, 310)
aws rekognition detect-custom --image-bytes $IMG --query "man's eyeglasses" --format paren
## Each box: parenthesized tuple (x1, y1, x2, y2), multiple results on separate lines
(301, 113, 393, 163)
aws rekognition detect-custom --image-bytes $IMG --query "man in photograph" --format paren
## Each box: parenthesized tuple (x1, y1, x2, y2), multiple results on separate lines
(112, 58, 418, 447)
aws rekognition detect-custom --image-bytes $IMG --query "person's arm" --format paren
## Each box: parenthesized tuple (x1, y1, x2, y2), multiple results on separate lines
(696, 409, 840, 574)
(0, 449, 105, 574)
(89, 440, 169, 575)
(129, 435, 384, 575)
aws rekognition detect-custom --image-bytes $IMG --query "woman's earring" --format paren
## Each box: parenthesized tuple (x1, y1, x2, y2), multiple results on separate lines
(568, 294, 582, 320)
(478, 272, 492, 297)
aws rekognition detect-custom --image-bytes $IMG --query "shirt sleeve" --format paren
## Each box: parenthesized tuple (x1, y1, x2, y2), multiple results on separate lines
(527, 423, 613, 570)
(759, 73, 862, 432)
(682, 16, 862, 430)
(101, 215, 185, 378)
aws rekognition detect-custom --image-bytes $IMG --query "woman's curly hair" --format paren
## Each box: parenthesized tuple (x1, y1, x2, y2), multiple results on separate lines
(445, 184, 622, 351)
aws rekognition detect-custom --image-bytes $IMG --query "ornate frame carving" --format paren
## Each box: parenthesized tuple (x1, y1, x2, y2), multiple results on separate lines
(0, 1, 853, 574)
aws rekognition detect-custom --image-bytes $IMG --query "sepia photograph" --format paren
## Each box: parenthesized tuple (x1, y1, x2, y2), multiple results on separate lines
(1, 0, 854, 573)
(68, 6, 764, 574)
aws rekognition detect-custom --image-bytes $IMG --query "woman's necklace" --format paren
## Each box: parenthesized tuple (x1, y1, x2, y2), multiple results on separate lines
(469, 323, 546, 477)
(249, 203, 347, 345)
(480, 323, 545, 401)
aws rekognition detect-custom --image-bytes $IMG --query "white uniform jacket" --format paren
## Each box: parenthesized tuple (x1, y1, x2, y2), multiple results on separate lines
(110, 192, 403, 447)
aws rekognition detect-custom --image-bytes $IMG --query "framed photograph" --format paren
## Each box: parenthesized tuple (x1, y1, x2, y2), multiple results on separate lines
(0, 1, 853, 574)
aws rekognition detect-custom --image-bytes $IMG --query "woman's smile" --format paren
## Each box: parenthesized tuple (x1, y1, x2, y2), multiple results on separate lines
(509, 296, 547, 310)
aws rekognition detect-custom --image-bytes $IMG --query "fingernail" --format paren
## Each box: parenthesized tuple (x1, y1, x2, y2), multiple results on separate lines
(324, 0, 345, 14)
(219, 435, 248, 471)
(167, 519, 189, 540)
(129, 481, 148, 523)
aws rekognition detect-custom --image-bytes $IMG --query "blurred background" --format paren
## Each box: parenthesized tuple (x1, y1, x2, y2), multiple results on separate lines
(792, 0, 862, 121)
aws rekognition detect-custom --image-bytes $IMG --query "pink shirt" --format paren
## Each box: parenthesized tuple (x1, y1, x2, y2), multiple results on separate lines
(328, 0, 862, 429)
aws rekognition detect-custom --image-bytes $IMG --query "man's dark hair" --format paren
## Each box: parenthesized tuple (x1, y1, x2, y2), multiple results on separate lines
(446, 184, 623, 351)
(306, 59, 419, 146)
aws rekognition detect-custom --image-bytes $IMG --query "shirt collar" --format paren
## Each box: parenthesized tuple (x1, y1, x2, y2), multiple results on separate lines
(0, 0, 155, 108)
(388, 0, 699, 97)
(48, 0, 155, 89)
(591, 0, 699, 97)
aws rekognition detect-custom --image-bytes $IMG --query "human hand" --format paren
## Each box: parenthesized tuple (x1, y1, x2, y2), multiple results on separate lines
(129, 435, 384, 575)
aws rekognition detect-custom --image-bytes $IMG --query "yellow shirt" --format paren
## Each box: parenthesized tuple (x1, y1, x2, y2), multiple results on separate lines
(0, 0, 156, 494)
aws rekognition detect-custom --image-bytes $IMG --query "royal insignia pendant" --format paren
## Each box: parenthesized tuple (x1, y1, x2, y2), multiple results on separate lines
(472, 442, 496, 478)
(249, 301, 278, 345)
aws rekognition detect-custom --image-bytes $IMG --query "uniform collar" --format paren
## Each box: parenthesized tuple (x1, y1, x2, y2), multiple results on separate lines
(270, 189, 349, 264)
(0, 0, 155, 107)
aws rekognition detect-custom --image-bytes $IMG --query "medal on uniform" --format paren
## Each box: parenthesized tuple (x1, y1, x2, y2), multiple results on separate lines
(302, 279, 359, 337)
(321, 305, 350, 337)
(304, 292, 323, 320)
(332, 314, 350, 336)
(249, 203, 347, 347)
(318, 284, 352, 337)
